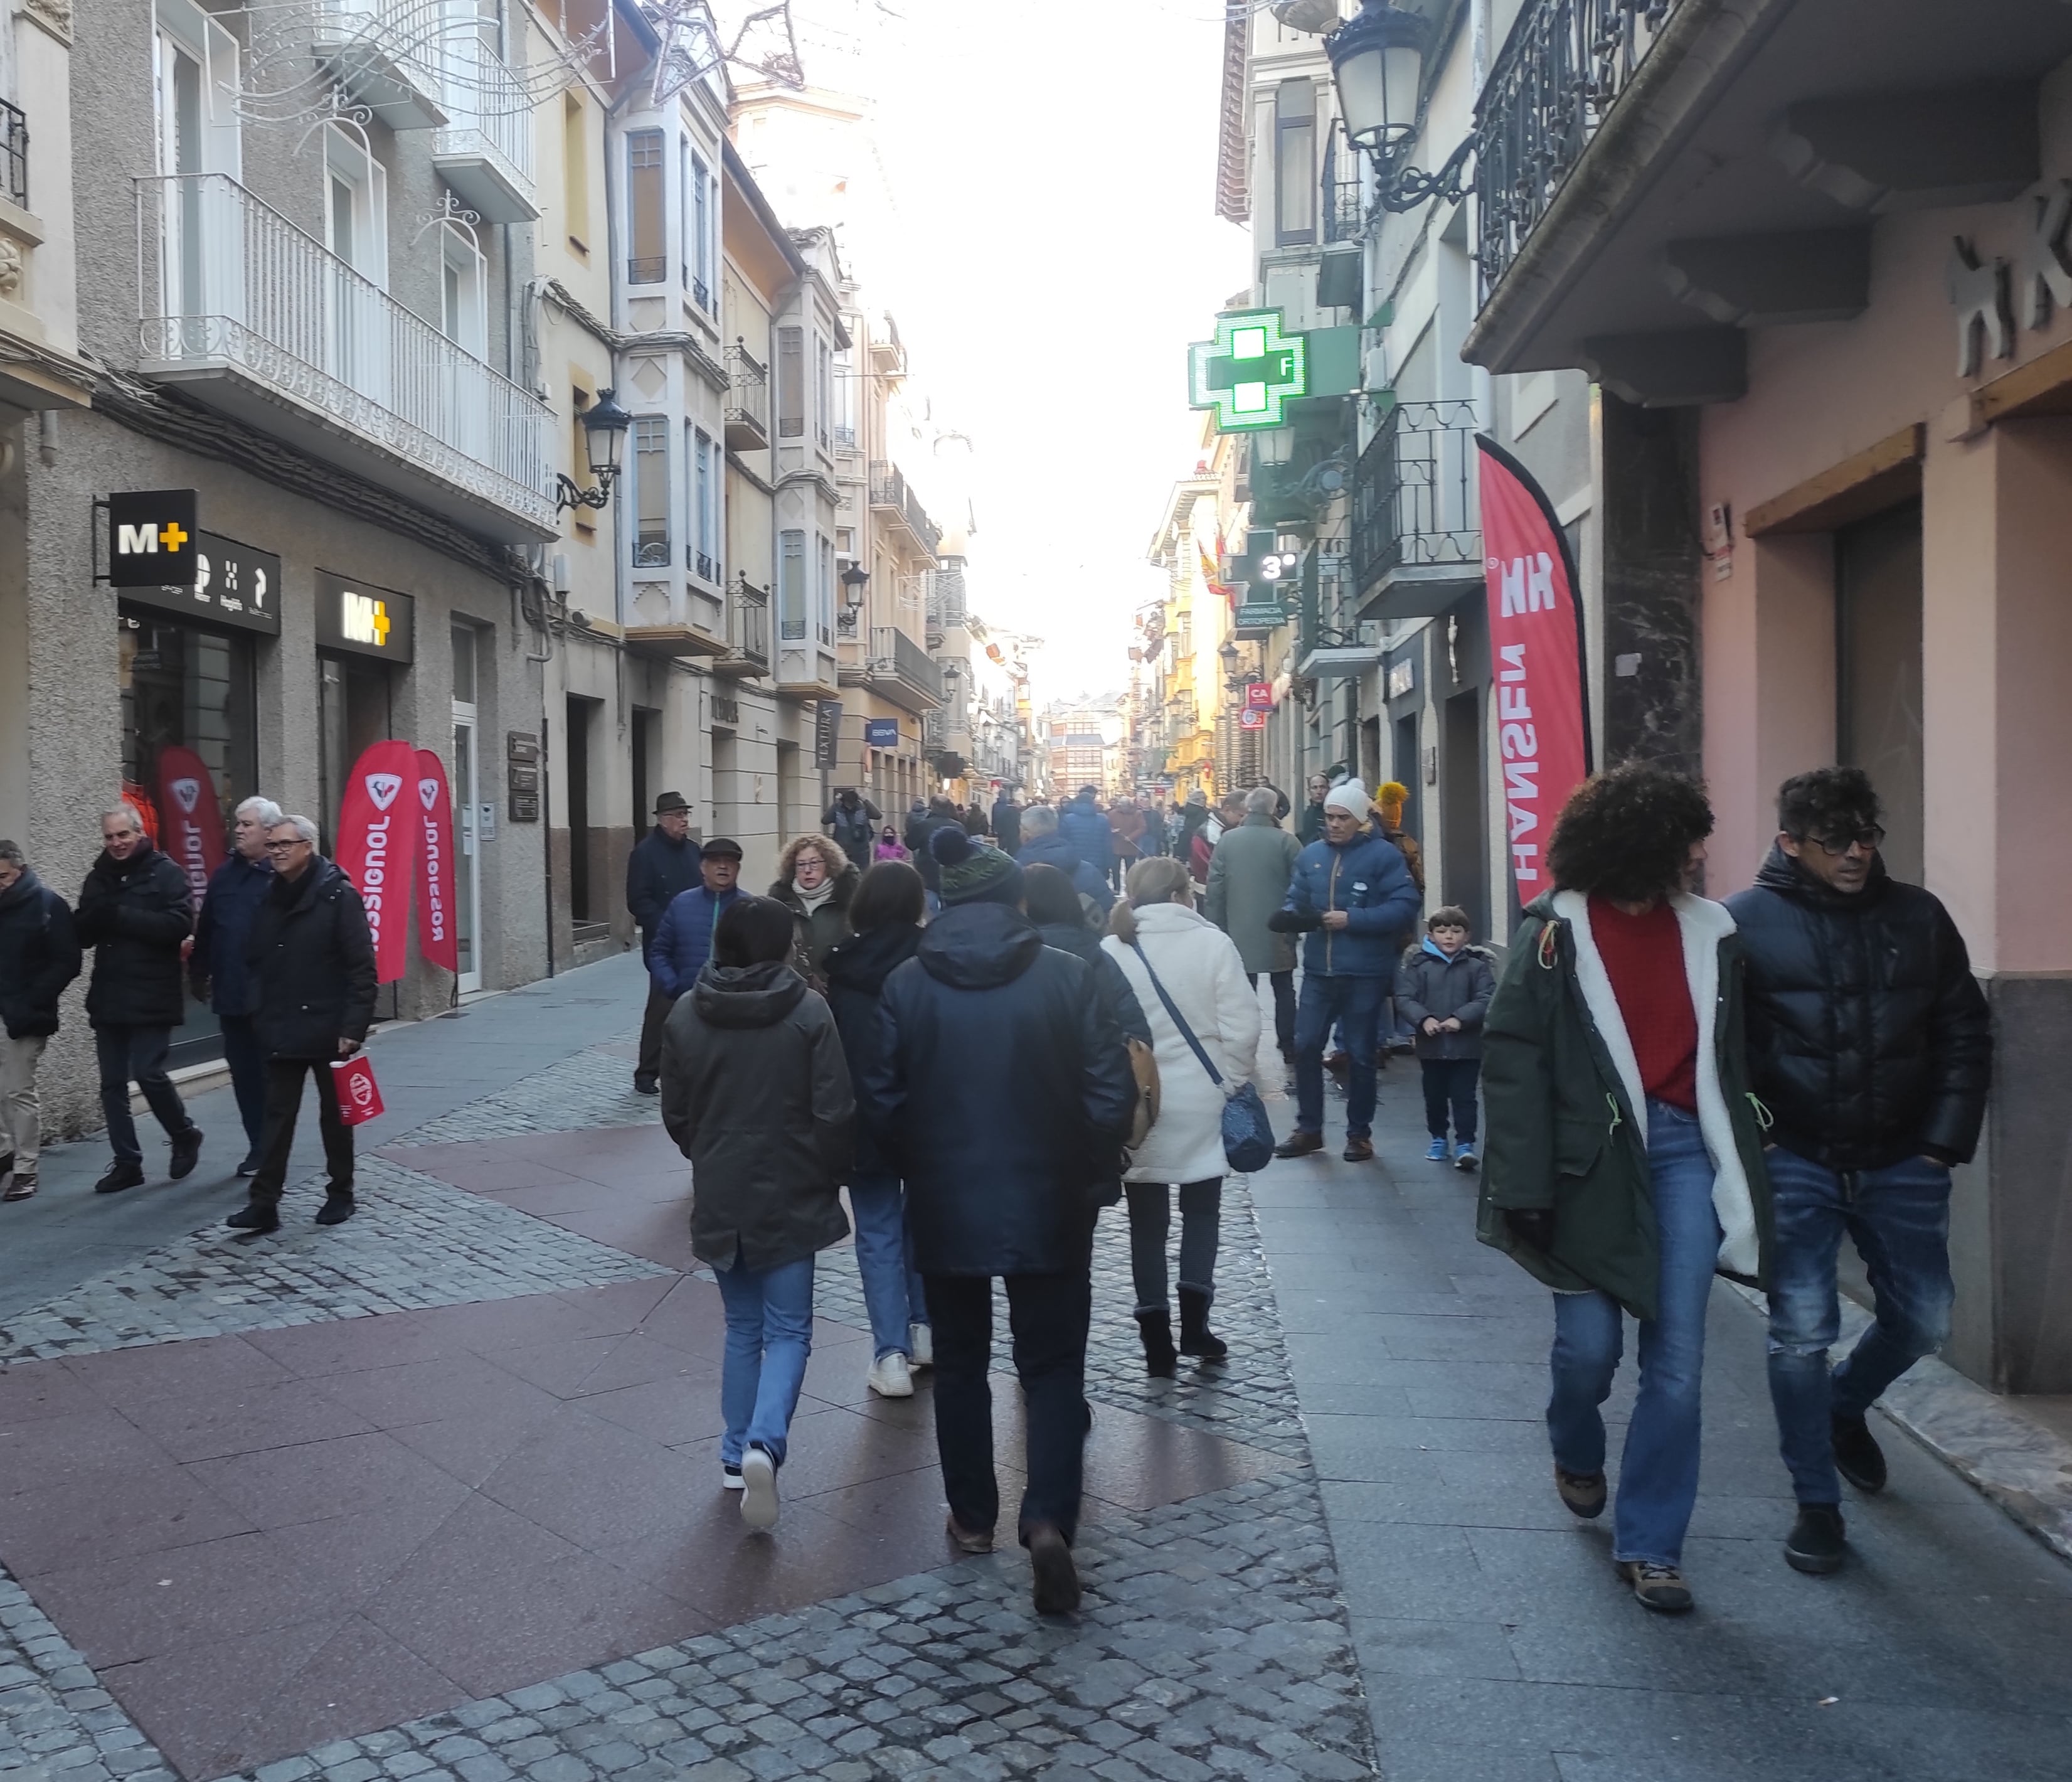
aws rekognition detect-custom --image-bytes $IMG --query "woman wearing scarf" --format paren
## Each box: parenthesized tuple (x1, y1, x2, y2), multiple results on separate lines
(770, 835, 859, 981)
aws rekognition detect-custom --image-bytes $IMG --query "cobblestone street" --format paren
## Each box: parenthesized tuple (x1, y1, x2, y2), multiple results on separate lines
(1, 956, 2069, 1782)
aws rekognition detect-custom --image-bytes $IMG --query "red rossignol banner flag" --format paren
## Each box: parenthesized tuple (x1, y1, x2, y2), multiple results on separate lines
(154, 745, 226, 902)
(335, 739, 420, 984)
(412, 748, 459, 973)
(1475, 436, 1593, 906)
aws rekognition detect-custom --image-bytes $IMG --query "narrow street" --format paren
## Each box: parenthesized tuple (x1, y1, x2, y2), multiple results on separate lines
(1, 962, 2066, 1782)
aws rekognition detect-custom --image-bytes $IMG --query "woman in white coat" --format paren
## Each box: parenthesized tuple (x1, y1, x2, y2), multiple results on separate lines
(1103, 856, 1262, 1376)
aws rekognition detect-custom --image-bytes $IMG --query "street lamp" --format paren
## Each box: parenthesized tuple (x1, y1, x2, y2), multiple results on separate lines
(1220, 638, 1243, 694)
(1324, 1, 1423, 152)
(838, 561, 870, 634)
(555, 387, 632, 514)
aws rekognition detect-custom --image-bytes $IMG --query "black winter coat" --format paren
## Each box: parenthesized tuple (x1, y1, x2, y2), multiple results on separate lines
(625, 827, 704, 959)
(75, 844, 193, 1029)
(825, 797, 883, 870)
(0, 870, 82, 1040)
(863, 902, 1137, 1275)
(245, 860, 379, 1060)
(991, 799, 1023, 856)
(189, 852, 274, 1015)
(825, 921, 925, 1178)
(661, 961, 854, 1271)
(1725, 847, 1992, 1171)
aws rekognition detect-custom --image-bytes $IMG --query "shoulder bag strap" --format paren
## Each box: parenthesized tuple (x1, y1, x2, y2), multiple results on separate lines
(1128, 939, 1225, 1089)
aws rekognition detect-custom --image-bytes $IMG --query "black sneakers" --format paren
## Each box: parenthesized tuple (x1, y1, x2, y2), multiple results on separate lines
(94, 1160, 145, 1195)
(168, 1127, 203, 1180)
(1832, 1414, 1888, 1494)
(1785, 1503, 1848, 1574)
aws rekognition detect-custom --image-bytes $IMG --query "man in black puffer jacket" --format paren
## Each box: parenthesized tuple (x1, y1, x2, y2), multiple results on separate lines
(227, 816, 378, 1236)
(76, 804, 201, 1195)
(1726, 767, 1992, 1577)
(0, 841, 82, 1202)
(862, 826, 1135, 1616)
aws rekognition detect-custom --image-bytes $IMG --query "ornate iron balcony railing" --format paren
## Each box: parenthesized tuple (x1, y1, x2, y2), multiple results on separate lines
(1351, 400, 1482, 595)
(728, 576, 770, 671)
(1, 99, 26, 209)
(1322, 122, 1364, 246)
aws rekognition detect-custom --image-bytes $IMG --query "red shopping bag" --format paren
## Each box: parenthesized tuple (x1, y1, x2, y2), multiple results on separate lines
(331, 1053, 385, 1125)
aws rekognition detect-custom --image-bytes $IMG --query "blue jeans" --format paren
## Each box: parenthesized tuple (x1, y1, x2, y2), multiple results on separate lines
(1546, 1101, 1721, 1568)
(217, 1013, 268, 1151)
(1294, 974, 1386, 1139)
(848, 1173, 928, 1360)
(713, 1254, 816, 1468)
(1764, 1148, 1954, 1505)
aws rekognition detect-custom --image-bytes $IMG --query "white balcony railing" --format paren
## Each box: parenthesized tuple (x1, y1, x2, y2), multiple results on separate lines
(434, 30, 536, 215)
(135, 173, 553, 532)
(313, 0, 449, 129)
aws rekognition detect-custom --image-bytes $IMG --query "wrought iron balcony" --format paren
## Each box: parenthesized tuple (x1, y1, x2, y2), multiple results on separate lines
(433, 31, 537, 223)
(866, 624, 944, 713)
(134, 173, 553, 540)
(2, 99, 24, 209)
(314, 0, 450, 130)
(868, 460, 942, 558)
(1475, 0, 1685, 304)
(1322, 122, 1364, 246)
(725, 343, 769, 449)
(1351, 398, 1483, 621)
(1297, 539, 1378, 678)
(715, 575, 770, 678)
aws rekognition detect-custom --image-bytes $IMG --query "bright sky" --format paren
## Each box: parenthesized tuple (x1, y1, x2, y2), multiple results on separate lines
(719, 0, 1254, 705)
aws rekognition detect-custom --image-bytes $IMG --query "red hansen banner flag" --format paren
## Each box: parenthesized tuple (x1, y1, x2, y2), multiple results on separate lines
(336, 739, 420, 984)
(1475, 435, 1593, 906)
(152, 745, 226, 903)
(413, 747, 459, 974)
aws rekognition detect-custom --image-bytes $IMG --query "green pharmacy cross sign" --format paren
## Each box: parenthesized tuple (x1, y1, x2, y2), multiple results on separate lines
(1188, 309, 1309, 432)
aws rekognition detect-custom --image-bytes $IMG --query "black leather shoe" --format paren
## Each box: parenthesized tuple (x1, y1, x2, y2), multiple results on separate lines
(168, 1127, 203, 1180)
(314, 1193, 357, 1227)
(1832, 1414, 1888, 1494)
(1784, 1503, 1847, 1574)
(94, 1160, 145, 1195)
(225, 1203, 280, 1234)
(235, 1151, 262, 1178)
(1026, 1522, 1081, 1615)
(632, 1073, 659, 1095)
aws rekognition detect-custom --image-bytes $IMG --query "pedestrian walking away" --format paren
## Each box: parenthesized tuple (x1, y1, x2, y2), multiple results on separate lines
(0, 839, 82, 1203)
(1016, 804, 1113, 914)
(1393, 905, 1495, 1171)
(188, 796, 282, 1172)
(1725, 767, 1992, 1577)
(625, 792, 703, 1094)
(991, 788, 1023, 857)
(907, 796, 964, 896)
(1479, 764, 1773, 1616)
(1104, 857, 1260, 1378)
(1204, 786, 1301, 1061)
(648, 836, 744, 1006)
(1107, 797, 1147, 894)
(862, 826, 1136, 1613)
(1059, 787, 1112, 882)
(769, 833, 858, 981)
(823, 860, 932, 1399)
(823, 787, 883, 873)
(75, 803, 202, 1195)
(1192, 792, 1245, 889)
(661, 895, 854, 1530)
(227, 816, 378, 1237)
(1269, 780, 1420, 1163)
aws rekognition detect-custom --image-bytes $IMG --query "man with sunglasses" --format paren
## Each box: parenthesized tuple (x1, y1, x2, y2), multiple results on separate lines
(1728, 768, 1991, 1577)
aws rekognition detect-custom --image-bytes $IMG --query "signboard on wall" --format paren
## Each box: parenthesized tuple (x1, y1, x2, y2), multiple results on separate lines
(814, 700, 842, 769)
(1244, 681, 1273, 710)
(864, 717, 900, 749)
(108, 490, 198, 589)
(119, 533, 282, 636)
(315, 570, 417, 663)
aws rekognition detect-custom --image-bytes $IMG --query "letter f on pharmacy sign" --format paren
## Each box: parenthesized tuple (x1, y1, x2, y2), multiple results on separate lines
(107, 490, 199, 589)
(1187, 310, 1307, 432)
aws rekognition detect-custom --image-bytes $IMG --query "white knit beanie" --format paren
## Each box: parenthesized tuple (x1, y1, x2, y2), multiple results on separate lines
(1324, 779, 1373, 819)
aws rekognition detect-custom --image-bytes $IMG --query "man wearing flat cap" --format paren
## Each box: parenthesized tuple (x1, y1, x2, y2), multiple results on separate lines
(648, 835, 745, 1018)
(626, 792, 704, 1093)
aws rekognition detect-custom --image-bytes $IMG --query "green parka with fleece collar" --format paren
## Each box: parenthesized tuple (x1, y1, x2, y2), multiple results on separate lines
(1476, 888, 1775, 1323)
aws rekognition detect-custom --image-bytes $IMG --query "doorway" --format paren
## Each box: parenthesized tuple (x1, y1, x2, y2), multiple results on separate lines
(319, 653, 393, 855)
(1393, 713, 1421, 840)
(631, 707, 659, 840)
(1836, 501, 1924, 885)
(565, 695, 598, 923)
(452, 623, 484, 993)
(1442, 689, 1488, 938)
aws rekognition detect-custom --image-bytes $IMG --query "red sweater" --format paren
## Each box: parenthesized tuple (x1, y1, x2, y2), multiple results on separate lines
(1588, 895, 1697, 1112)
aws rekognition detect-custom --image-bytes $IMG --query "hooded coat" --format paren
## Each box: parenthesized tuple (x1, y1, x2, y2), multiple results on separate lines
(824, 921, 925, 1178)
(75, 843, 194, 1029)
(1724, 845, 1992, 1170)
(1395, 939, 1497, 1061)
(0, 868, 82, 1040)
(1059, 794, 1112, 876)
(1204, 812, 1302, 974)
(661, 960, 854, 1272)
(244, 858, 378, 1060)
(1477, 890, 1774, 1321)
(862, 901, 1137, 1275)
(1017, 833, 1113, 912)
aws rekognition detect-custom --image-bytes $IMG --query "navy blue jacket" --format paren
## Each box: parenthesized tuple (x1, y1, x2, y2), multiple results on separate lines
(649, 884, 741, 999)
(1059, 798, 1111, 875)
(862, 902, 1136, 1276)
(824, 920, 925, 1179)
(0, 869, 82, 1040)
(1277, 829, 1421, 979)
(190, 852, 274, 1015)
(625, 828, 704, 961)
(1017, 833, 1113, 913)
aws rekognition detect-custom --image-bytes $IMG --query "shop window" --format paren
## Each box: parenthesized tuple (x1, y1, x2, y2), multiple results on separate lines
(1275, 79, 1317, 247)
(631, 414, 669, 566)
(626, 128, 664, 284)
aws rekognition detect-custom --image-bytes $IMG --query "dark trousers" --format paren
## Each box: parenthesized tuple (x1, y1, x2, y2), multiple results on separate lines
(1420, 1057, 1480, 1143)
(637, 976, 673, 1080)
(1246, 970, 1297, 1056)
(1294, 974, 1384, 1139)
(925, 1261, 1093, 1544)
(217, 1013, 269, 1151)
(249, 1058, 355, 1205)
(94, 1025, 190, 1165)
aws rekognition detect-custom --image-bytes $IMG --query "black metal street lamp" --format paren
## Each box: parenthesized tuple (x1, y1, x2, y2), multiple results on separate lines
(838, 561, 870, 634)
(556, 387, 632, 514)
(1220, 638, 1243, 695)
(1326, 0, 1471, 214)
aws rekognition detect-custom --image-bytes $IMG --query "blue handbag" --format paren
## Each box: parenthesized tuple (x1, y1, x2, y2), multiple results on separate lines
(1128, 942, 1277, 1174)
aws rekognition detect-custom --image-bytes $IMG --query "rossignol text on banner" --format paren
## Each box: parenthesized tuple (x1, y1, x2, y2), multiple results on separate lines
(151, 745, 225, 902)
(1474, 435, 1593, 906)
(413, 748, 459, 974)
(334, 739, 421, 984)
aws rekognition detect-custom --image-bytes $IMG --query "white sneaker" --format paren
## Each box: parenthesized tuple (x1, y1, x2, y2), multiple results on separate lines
(739, 1446, 778, 1530)
(868, 1352, 915, 1399)
(908, 1323, 933, 1370)
(721, 1463, 744, 1491)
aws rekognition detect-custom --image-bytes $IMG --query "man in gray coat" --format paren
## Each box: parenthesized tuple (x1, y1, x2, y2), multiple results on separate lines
(1204, 786, 1301, 1059)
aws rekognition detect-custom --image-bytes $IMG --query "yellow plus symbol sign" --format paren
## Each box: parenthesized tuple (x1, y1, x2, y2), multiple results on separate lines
(371, 600, 390, 644)
(159, 522, 188, 552)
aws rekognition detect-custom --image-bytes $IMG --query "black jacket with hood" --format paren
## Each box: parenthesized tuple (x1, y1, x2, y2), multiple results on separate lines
(245, 858, 379, 1060)
(824, 920, 924, 1178)
(0, 868, 82, 1040)
(661, 960, 854, 1271)
(1724, 845, 1992, 1171)
(75, 843, 193, 1029)
(863, 901, 1137, 1274)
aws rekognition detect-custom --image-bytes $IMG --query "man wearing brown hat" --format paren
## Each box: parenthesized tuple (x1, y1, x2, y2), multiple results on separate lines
(625, 792, 703, 1093)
